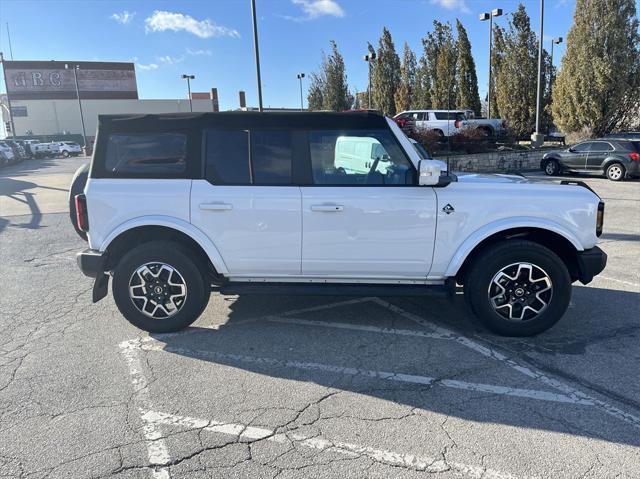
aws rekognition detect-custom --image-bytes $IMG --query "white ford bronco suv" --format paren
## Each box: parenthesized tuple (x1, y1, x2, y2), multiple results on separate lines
(73, 111, 606, 336)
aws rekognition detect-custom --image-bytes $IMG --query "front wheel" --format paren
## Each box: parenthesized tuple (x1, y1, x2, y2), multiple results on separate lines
(464, 240, 571, 336)
(62, 150, 70, 158)
(112, 241, 210, 333)
(543, 159, 559, 176)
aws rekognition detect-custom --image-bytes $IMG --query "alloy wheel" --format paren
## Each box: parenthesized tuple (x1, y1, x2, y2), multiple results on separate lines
(128, 262, 188, 319)
(607, 165, 623, 180)
(488, 262, 553, 321)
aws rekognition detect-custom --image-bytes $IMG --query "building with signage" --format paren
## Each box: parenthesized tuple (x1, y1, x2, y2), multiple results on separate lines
(1, 59, 220, 142)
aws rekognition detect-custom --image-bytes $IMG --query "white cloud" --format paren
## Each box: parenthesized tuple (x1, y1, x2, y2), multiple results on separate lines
(111, 10, 135, 25)
(290, 0, 345, 20)
(430, 0, 470, 14)
(137, 63, 159, 71)
(144, 10, 239, 39)
(186, 48, 212, 56)
(157, 55, 184, 65)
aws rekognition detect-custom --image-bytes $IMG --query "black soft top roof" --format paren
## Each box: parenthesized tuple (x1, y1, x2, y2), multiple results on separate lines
(97, 111, 390, 132)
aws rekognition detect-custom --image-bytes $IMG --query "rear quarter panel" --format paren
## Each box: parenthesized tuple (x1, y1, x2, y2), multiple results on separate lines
(85, 179, 192, 252)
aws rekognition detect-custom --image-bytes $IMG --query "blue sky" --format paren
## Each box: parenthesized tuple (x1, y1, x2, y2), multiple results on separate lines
(1, 0, 578, 110)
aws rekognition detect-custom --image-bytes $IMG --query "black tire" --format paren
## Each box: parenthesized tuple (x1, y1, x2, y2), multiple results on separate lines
(62, 150, 70, 158)
(464, 240, 571, 336)
(605, 162, 625, 181)
(69, 163, 89, 241)
(112, 241, 210, 333)
(543, 159, 559, 176)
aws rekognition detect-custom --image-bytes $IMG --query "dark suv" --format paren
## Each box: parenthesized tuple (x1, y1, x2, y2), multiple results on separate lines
(541, 139, 640, 181)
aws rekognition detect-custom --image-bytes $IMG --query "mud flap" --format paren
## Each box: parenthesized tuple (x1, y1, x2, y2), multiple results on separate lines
(92, 273, 109, 303)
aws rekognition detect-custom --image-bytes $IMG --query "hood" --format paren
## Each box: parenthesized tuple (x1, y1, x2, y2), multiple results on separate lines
(455, 172, 536, 184)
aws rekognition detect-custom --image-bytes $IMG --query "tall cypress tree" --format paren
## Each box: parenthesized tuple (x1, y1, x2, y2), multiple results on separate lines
(372, 27, 401, 116)
(394, 42, 417, 113)
(552, 0, 640, 135)
(494, 4, 539, 136)
(413, 56, 431, 109)
(454, 19, 481, 116)
(323, 41, 352, 111)
(424, 21, 456, 109)
(488, 25, 505, 119)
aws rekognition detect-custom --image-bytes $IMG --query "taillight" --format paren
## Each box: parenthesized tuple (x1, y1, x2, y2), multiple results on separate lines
(596, 201, 604, 237)
(629, 152, 640, 161)
(454, 120, 461, 129)
(75, 194, 89, 232)
(501, 120, 507, 128)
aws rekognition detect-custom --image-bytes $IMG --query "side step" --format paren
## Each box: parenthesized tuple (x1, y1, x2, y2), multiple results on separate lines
(217, 282, 453, 297)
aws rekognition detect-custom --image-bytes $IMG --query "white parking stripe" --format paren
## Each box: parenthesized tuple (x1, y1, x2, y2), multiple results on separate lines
(119, 341, 172, 479)
(369, 298, 640, 429)
(127, 337, 592, 405)
(143, 410, 524, 479)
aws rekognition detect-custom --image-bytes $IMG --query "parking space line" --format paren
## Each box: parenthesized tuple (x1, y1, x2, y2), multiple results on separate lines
(369, 298, 640, 429)
(143, 409, 523, 479)
(128, 337, 593, 405)
(119, 340, 172, 479)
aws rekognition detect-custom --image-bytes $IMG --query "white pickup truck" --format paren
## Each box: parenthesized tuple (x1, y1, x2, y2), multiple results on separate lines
(72, 111, 606, 337)
(395, 109, 507, 139)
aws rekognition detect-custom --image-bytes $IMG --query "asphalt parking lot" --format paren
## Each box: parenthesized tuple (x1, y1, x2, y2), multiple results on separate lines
(1, 157, 639, 479)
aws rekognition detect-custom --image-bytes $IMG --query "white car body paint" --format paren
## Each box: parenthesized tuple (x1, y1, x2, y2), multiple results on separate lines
(84, 118, 601, 284)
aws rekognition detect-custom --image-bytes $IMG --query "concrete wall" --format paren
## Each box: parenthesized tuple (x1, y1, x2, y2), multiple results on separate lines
(434, 148, 562, 174)
(6, 98, 218, 140)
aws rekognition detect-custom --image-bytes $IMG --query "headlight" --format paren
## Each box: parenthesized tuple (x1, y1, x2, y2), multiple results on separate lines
(596, 201, 605, 237)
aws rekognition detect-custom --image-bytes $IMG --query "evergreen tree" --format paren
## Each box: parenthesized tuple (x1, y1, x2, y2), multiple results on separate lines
(307, 41, 353, 111)
(488, 25, 505, 119)
(412, 56, 431, 109)
(372, 27, 401, 115)
(423, 21, 456, 109)
(394, 42, 417, 113)
(494, 4, 539, 136)
(552, 0, 640, 135)
(307, 68, 325, 111)
(454, 19, 481, 116)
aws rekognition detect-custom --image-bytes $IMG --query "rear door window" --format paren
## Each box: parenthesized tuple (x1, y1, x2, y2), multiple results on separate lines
(250, 130, 293, 185)
(105, 133, 187, 175)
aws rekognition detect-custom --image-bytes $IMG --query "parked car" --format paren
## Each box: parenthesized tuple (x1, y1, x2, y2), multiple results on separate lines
(3, 140, 27, 162)
(72, 111, 606, 337)
(18, 139, 40, 159)
(51, 141, 83, 157)
(0, 141, 17, 164)
(605, 132, 640, 141)
(394, 110, 507, 139)
(31, 143, 55, 159)
(541, 139, 640, 181)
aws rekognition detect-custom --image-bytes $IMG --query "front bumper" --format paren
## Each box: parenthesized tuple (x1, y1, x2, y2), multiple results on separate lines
(77, 249, 106, 278)
(576, 246, 607, 284)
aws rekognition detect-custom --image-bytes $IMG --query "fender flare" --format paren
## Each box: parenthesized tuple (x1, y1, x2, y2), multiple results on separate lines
(443, 218, 584, 277)
(100, 216, 229, 275)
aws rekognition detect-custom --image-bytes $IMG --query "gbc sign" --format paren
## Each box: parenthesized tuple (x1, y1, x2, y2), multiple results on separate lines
(3, 61, 138, 100)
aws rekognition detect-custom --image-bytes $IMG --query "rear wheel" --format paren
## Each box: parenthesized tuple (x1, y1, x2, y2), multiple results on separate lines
(544, 159, 559, 176)
(464, 240, 571, 336)
(606, 162, 625, 181)
(112, 241, 210, 333)
(62, 150, 70, 158)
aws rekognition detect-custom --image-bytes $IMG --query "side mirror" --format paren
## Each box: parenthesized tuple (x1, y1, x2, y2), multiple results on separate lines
(418, 160, 441, 186)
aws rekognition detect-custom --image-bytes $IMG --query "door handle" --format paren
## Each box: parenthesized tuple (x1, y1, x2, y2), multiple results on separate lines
(311, 204, 344, 212)
(199, 202, 233, 211)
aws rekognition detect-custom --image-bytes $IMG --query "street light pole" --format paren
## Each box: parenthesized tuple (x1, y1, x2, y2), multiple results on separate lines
(480, 8, 502, 119)
(181, 74, 195, 112)
(531, 0, 546, 147)
(363, 52, 376, 109)
(250, 0, 264, 112)
(0, 52, 17, 138)
(296, 73, 305, 111)
(66, 64, 87, 149)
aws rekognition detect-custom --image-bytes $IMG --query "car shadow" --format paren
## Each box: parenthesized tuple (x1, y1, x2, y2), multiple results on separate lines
(0, 157, 58, 177)
(152, 284, 640, 448)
